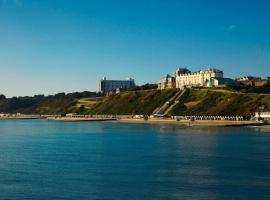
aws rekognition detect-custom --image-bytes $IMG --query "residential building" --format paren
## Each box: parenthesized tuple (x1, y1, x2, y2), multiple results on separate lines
(236, 76, 261, 86)
(254, 79, 268, 87)
(210, 77, 237, 87)
(99, 77, 135, 93)
(158, 74, 176, 90)
(236, 76, 269, 87)
(175, 68, 223, 89)
(236, 76, 261, 82)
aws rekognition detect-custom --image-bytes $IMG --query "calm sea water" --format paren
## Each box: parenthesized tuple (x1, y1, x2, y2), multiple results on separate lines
(0, 120, 270, 200)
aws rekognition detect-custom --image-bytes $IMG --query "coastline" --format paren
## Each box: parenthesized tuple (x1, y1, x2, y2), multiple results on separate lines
(0, 116, 42, 119)
(47, 117, 117, 122)
(0, 116, 265, 127)
(47, 117, 264, 127)
(117, 118, 264, 127)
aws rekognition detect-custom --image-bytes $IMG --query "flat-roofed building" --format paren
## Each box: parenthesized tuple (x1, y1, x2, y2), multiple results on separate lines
(236, 76, 261, 82)
(236, 76, 269, 87)
(99, 77, 135, 93)
(236, 76, 261, 86)
(210, 77, 237, 87)
(254, 79, 268, 87)
(175, 68, 223, 89)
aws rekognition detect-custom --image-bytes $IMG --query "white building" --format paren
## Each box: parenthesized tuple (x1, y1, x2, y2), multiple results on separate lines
(175, 68, 223, 89)
(99, 77, 136, 93)
(255, 112, 270, 120)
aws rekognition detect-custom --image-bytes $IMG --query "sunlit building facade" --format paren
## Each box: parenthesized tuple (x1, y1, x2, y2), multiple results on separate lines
(175, 68, 223, 89)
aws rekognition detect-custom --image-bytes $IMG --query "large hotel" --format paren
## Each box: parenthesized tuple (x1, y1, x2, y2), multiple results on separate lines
(99, 77, 136, 93)
(175, 68, 223, 89)
(158, 68, 224, 89)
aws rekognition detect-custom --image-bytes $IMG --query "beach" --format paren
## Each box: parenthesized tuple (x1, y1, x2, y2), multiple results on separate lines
(0, 115, 265, 126)
(44, 116, 264, 126)
(0, 116, 42, 119)
(118, 118, 263, 126)
(47, 117, 117, 122)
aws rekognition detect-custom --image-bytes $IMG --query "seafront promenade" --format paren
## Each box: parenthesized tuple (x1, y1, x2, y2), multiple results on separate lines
(48, 114, 264, 126)
(118, 118, 263, 126)
(48, 117, 117, 122)
(0, 114, 265, 126)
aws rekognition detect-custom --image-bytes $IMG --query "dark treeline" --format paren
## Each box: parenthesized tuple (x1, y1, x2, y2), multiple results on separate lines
(0, 91, 100, 115)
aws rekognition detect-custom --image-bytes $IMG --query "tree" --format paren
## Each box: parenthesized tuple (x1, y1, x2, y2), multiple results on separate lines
(0, 95, 6, 101)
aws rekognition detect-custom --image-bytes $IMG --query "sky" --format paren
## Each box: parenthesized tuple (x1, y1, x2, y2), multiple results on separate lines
(0, 0, 270, 97)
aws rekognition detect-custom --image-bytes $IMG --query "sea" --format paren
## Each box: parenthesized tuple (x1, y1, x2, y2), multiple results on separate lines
(0, 119, 270, 200)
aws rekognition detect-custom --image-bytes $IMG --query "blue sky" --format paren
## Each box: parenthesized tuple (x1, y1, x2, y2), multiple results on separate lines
(0, 0, 269, 97)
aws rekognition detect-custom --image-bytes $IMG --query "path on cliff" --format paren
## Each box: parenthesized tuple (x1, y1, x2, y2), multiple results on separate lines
(164, 89, 187, 115)
(153, 89, 186, 115)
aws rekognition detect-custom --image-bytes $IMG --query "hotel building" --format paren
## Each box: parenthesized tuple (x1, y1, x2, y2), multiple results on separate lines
(99, 77, 136, 93)
(175, 68, 223, 89)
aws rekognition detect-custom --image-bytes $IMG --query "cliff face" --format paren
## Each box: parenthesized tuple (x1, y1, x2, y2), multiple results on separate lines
(169, 89, 270, 116)
(0, 89, 270, 117)
(83, 89, 179, 115)
(82, 89, 270, 117)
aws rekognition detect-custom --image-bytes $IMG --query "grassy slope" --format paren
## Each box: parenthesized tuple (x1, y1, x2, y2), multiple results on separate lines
(35, 95, 77, 115)
(84, 89, 179, 115)
(1, 89, 269, 116)
(169, 89, 270, 116)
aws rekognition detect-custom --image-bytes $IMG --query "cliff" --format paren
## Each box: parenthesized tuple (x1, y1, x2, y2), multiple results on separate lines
(0, 88, 270, 117)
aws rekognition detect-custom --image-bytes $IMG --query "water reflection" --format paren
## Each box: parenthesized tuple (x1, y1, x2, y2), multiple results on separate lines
(0, 120, 270, 200)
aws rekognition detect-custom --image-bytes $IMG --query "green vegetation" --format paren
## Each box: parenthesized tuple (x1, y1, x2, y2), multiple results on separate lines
(127, 83, 158, 91)
(209, 84, 270, 93)
(169, 89, 270, 116)
(0, 92, 99, 115)
(85, 89, 178, 115)
(0, 88, 270, 117)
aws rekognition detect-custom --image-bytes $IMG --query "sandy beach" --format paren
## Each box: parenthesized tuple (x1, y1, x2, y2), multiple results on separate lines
(47, 117, 117, 122)
(0, 116, 43, 119)
(117, 118, 264, 126)
(1, 116, 264, 127)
